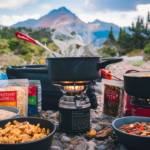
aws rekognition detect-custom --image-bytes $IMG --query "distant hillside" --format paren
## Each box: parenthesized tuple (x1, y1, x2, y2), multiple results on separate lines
(88, 19, 132, 39)
(12, 19, 39, 28)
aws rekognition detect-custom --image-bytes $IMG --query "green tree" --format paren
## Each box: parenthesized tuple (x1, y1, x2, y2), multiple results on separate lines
(108, 27, 116, 42)
(128, 18, 149, 50)
(117, 27, 131, 54)
(144, 43, 150, 54)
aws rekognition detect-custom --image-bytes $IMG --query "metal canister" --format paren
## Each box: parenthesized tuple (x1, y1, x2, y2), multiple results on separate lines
(59, 96, 91, 132)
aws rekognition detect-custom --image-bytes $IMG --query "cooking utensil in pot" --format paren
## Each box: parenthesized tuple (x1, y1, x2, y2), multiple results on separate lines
(108, 73, 124, 82)
(15, 31, 64, 58)
(46, 57, 123, 81)
(124, 71, 150, 98)
(0, 117, 56, 150)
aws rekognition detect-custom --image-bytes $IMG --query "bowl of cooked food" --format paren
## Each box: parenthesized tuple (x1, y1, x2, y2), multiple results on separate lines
(0, 106, 20, 120)
(112, 116, 150, 150)
(0, 117, 56, 150)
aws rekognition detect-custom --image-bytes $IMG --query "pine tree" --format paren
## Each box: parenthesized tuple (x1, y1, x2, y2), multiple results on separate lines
(108, 26, 116, 42)
(128, 17, 149, 50)
(117, 27, 130, 54)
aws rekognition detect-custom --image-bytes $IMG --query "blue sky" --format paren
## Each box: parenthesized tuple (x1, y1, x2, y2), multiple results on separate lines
(0, 0, 150, 27)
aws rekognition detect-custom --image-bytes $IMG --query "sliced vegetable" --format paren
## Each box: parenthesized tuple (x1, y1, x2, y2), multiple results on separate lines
(118, 122, 150, 136)
(101, 69, 112, 80)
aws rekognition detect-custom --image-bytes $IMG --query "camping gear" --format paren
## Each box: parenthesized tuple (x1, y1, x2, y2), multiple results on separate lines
(6, 65, 63, 111)
(124, 71, 150, 98)
(46, 57, 123, 81)
(0, 72, 8, 80)
(15, 31, 64, 58)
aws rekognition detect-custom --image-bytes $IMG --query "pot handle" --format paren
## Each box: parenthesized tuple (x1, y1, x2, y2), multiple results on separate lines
(97, 58, 123, 70)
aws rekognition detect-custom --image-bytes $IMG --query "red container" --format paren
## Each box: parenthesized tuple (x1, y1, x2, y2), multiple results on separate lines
(131, 106, 150, 117)
(123, 70, 139, 116)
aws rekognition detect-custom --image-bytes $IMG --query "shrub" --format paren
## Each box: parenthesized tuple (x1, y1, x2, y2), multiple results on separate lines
(126, 49, 141, 57)
(102, 55, 111, 58)
(144, 43, 150, 54)
(102, 46, 117, 56)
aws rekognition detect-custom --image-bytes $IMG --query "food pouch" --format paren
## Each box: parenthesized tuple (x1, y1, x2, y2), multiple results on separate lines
(102, 79, 124, 118)
(28, 80, 42, 117)
(0, 79, 29, 117)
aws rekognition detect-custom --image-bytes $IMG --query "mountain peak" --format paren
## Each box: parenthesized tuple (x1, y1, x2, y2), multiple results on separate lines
(48, 6, 71, 14)
(58, 6, 69, 11)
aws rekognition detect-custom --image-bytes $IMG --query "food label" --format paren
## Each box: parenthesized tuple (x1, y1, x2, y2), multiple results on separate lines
(103, 84, 120, 117)
(28, 86, 37, 116)
(28, 86, 36, 96)
(104, 87, 119, 103)
(0, 91, 17, 107)
(28, 96, 36, 105)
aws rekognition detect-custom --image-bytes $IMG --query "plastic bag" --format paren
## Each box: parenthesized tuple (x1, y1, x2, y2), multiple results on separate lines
(0, 79, 29, 117)
(102, 79, 124, 118)
(28, 80, 42, 117)
(0, 72, 8, 80)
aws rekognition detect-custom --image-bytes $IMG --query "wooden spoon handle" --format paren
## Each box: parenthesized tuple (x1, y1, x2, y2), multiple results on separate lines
(108, 73, 124, 82)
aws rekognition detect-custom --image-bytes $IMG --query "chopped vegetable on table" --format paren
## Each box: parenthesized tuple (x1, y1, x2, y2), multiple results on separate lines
(118, 122, 150, 136)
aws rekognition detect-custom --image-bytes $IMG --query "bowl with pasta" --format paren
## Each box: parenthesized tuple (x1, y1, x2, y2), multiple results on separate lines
(0, 117, 56, 150)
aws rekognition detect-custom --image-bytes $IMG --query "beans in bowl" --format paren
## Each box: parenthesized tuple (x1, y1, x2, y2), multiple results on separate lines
(118, 122, 150, 136)
(0, 120, 50, 143)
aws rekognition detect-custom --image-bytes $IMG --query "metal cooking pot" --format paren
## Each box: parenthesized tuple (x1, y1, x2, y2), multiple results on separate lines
(46, 57, 123, 81)
(124, 71, 150, 98)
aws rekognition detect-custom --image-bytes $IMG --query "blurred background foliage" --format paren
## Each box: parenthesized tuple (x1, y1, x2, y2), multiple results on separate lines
(0, 14, 150, 72)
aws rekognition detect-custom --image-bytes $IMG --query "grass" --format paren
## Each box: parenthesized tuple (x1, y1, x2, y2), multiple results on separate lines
(132, 61, 145, 66)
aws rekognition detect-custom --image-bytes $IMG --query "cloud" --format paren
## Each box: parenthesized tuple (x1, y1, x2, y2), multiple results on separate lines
(40, 4, 52, 9)
(79, 4, 150, 27)
(0, 0, 37, 10)
(84, 1, 89, 6)
(84, 0, 150, 12)
(0, 14, 40, 26)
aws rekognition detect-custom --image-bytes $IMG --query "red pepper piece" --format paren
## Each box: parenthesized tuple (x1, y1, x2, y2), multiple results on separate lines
(101, 69, 112, 80)
(129, 132, 137, 135)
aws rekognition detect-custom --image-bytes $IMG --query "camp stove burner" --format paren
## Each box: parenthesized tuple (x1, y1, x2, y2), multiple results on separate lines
(130, 97, 150, 108)
(53, 80, 92, 132)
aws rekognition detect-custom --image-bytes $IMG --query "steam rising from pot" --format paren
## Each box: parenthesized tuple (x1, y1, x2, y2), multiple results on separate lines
(21, 15, 120, 57)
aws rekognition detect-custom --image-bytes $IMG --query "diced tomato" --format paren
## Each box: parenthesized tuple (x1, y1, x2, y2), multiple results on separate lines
(129, 132, 137, 135)
(140, 126, 144, 130)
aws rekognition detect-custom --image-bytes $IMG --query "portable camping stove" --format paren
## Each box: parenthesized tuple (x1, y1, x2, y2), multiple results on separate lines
(52, 80, 96, 132)
(130, 97, 150, 117)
